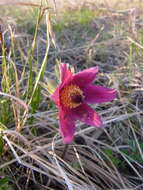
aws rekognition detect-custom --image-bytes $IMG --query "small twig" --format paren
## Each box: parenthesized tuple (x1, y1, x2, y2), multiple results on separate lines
(3, 135, 22, 164)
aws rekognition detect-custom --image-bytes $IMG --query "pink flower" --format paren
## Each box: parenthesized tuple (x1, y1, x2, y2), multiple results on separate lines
(51, 64, 117, 143)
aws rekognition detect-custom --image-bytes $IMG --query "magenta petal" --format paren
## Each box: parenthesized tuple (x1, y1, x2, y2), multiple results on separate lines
(73, 67, 99, 87)
(51, 64, 73, 105)
(84, 85, 117, 103)
(73, 103, 102, 127)
(60, 64, 73, 85)
(50, 86, 60, 106)
(59, 108, 76, 144)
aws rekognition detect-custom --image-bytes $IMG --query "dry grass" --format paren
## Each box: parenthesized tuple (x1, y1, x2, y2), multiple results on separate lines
(0, 0, 143, 190)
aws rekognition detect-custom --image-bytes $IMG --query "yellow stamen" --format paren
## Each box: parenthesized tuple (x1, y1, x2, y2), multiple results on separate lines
(60, 84, 83, 108)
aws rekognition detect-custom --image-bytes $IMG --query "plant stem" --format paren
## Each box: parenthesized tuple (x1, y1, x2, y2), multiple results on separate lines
(61, 144, 69, 159)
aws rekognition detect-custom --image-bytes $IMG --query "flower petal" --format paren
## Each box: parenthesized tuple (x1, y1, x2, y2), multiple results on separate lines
(73, 103, 102, 127)
(59, 108, 76, 144)
(84, 85, 117, 103)
(51, 64, 73, 106)
(50, 86, 60, 106)
(73, 67, 99, 88)
(60, 64, 73, 85)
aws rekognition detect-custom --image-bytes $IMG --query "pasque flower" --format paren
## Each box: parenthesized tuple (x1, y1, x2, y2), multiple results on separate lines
(51, 64, 117, 143)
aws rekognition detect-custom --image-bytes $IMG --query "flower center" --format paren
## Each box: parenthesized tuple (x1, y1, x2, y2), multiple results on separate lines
(60, 84, 84, 108)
